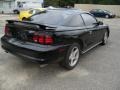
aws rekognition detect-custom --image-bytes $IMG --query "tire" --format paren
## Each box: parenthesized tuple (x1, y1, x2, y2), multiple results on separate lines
(101, 32, 108, 45)
(59, 43, 81, 70)
(2, 11, 4, 14)
(14, 10, 19, 14)
(22, 17, 26, 21)
(105, 15, 109, 19)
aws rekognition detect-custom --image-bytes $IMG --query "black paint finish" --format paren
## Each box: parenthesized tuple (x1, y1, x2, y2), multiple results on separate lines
(1, 9, 110, 64)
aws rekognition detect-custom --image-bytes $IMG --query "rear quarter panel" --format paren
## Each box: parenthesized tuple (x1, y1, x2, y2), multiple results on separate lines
(53, 25, 109, 50)
(53, 26, 88, 50)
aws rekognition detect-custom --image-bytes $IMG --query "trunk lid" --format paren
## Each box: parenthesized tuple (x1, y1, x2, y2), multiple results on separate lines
(6, 20, 56, 45)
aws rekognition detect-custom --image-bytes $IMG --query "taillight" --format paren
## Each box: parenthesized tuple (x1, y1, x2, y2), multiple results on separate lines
(38, 35, 44, 44)
(45, 35, 53, 44)
(33, 34, 53, 45)
(4, 25, 11, 36)
(33, 36, 38, 42)
(5, 25, 9, 35)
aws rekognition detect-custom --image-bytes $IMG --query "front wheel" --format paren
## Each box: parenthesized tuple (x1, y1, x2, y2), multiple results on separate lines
(101, 32, 108, 45)
(59, 43, 81, 70)
(105, 15, 109, 18)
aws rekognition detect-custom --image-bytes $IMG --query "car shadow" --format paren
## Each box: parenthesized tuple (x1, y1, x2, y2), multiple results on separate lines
(0, 41, 112, 84)
(11, 44, 101, 75)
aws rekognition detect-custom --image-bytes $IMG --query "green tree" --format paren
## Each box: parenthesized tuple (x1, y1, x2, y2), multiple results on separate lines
(44, 0, 59, 7)
(44, 0, 120, 7)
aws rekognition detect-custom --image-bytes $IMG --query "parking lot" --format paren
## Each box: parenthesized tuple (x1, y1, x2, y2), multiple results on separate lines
(0, 15, 120, 90)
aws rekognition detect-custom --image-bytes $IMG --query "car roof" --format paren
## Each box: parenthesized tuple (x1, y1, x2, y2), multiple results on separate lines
(92, 9, 107, 11)
(33, 8, 46, 10)
(92, 9, 102, 10)
(91, 9, 110, 12)
(47, 8, 88, 15)
(29, 8, 46, 11)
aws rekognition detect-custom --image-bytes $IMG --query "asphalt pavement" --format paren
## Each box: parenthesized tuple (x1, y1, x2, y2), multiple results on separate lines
(0, 15, 120, 90)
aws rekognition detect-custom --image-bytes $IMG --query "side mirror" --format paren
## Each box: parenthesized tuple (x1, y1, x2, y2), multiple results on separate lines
(98, 21, 103, 25)
(93, 21, 103, 26)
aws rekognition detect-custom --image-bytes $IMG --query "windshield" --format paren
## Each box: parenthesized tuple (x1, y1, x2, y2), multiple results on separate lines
(29, 11, 72, 26)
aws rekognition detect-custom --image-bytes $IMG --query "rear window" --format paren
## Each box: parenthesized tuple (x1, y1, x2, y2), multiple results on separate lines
(104, 10, 111, 13)
(29, 11, 84, 27)
(29, 10, 35, 14)
(30, 11, 71, 25)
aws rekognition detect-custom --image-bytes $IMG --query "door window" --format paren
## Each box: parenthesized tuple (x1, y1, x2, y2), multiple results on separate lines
(81, 14, 97, 27)
(63, 14, 85, 27)
(35, 9, 41, 14)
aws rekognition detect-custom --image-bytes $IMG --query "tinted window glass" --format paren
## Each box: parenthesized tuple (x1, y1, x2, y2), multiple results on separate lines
(104, 10, 111, 13)
(92, 9, 98, 12)
(63, 15, 84, 27)
(30, 11, 72, 26)
(98, 9, 104, 13)
(35, 9, 41, 14)
(81, 14, 97, 26)
(29, 10, 36, 14)
(29, 10, 34, 14)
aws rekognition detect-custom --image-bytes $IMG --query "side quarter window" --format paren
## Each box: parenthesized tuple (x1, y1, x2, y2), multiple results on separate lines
(35, 9, 41, 14)
(81, 13, 97, 27)
(64, 14, 85, 27)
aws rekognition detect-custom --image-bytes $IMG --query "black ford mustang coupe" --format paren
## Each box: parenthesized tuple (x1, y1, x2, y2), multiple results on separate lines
(1, 9, 110, 70)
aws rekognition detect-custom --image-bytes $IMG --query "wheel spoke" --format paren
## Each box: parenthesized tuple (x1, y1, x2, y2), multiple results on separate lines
(69, 47, 80, 66)
(73, 49, 79, 57)
(69, 53, 74, 60)
(104, 33, 108, 43)
(70, 59, 74, 66)
(75, 52, 79, 60)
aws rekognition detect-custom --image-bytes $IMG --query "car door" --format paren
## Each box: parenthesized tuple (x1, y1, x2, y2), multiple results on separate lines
(81, 13, 104, 48)
(98, 10, 106, 17)
(91, 10, 99, 17)
(56, 14, 93, 51)
(95, 10, 101, 17)
(81, 13, 95, 49)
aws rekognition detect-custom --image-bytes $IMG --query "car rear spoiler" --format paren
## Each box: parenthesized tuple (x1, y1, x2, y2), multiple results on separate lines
(7, 20, 57, 28)
(6, 20, 57, 31)
(7, 20, 40, 25)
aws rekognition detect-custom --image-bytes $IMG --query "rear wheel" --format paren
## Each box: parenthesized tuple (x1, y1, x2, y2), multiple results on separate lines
(59, 43, 81, 70)
(22, 17, 27, 21)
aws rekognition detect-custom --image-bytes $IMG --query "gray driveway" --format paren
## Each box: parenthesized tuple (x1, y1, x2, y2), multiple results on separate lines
(0, 15, 120, 90)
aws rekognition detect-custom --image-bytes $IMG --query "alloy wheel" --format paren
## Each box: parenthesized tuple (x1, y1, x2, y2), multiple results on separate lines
(69, 47, 80, 67)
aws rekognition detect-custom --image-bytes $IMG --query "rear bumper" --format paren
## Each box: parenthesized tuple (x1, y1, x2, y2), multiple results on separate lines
(1, 36, 69, 64)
